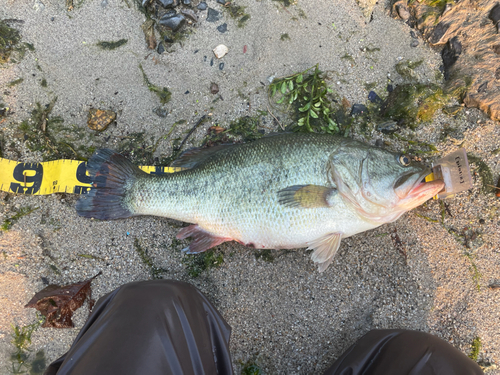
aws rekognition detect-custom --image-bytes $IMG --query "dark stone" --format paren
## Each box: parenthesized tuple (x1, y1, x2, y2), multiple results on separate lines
(142, 0, 150, 6)
(479, 218, 485, 224)
(410, 39, 419, 47)
(350, 104, 367, 116)
(185, 90, 190, 94)
(387, 84, 394, 92)
(164, 35, 174, 43)
(217, 23, 228, 33)
(206, 8, 221, 22)
(377, 121, 398, 134)
(158, 0, 174, 8)
(375, 139, 384, 147)
(197, 1, 207, 10)
(410, 30, 417, 38)
(51, 17, 54, 21)
(216, 0, 226, 3)
(219, 62, 224, 70)
(210, 82, 219, 94)
(163, 9, 177, 18)
(157, 42, 165, 54)
(492, 44, 500, 54)
(441, 36, 462, 79)
(478, 81, 488, 93)
(429, 22, 449, 44)
(496, 67, 500, 80)
(159, 14, 186, 32)
(210, 57, 214, 66)
(368, 91, 382, 104)
(181, 9, 198, 22)
(182, 0, 191, 6)
(489, 3, 500, 25)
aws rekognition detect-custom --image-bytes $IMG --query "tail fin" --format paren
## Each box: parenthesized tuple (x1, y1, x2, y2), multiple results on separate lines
(76, 149, 145, 220)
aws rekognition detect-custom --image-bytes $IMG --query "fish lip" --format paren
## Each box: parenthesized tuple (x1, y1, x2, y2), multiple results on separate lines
(408, 170, 445, 197)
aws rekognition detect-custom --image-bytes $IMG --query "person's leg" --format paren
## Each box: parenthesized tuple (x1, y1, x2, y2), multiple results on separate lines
(323, 329, 483, 375)
(44, 280, 233, 375)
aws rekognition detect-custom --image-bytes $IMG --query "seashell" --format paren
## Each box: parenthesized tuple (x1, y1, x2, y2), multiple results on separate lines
(213, 44, 228, 59)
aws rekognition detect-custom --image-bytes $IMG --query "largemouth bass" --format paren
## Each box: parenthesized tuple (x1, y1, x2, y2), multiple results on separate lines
(76, 133, 444, 271)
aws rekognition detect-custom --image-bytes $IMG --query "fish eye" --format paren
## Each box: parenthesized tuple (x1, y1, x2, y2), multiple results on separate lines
(398, 154, 410, 166)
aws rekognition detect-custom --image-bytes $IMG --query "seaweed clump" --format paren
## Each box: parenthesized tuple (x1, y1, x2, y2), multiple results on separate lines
(182, 249, 224, 278)
(0, 19, 22, 64)
(380, 83, 450, 129)
(18, 98, 97, 160)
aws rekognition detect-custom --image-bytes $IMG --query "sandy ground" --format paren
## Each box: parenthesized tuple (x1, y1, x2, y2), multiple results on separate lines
(0, 0, 499, 373)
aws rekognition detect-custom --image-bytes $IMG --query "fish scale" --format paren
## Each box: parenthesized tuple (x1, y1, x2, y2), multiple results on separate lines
(76, 133, 444, 271)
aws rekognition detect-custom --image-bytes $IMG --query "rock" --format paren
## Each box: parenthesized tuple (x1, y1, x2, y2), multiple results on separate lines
(410, 39, 419, 47)
(368, 91, 382, 104)
(217, 23, 228, 33)
(350, 104, 367, 116)
(219, 62, 224, 70)
(87, 109, 116, 131)
(441, 36, 462, 80)
(387, 84, 394, 92)
(159, 14, 186, 32)
(182, 0, 191, 6)
(489, 3, 500, 26)
(158, 0, 175, 8)
(429, 22, 449, 44)
(377, 121, 398, 134)
(216, 0, 226, 3)
(210, 83, 219, 94)
(181, 9, 198, 22)
(197, 1, 207, 10)
(163, 9, 177, 18)
(478, 81, 488, 93)
(375, 139, 384, 147)
(157, 42, 165, 54)
(206, 8, 221, 22)
(213, 44, 228, 58)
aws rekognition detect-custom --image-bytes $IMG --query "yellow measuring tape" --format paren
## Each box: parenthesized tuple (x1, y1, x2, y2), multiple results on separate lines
(0, 157, 182, 195)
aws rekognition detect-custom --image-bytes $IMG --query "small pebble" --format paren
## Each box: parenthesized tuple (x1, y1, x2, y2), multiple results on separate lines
(375, 139, 384, 147)
(185, 90, 190, 94)
(350, 104, 367, 116)
(387, 84, 394, 92)
(210, 83, 219, 94)
(377, 121, 398, 134)
(206, 8, 221, 22)
(182, 0, 191, 6)
(219, 62, 224, 70)
(157, 42, 165, 54)
(197, 1, 207, 10)
(217, 23, 228, 33)
(158, 0, 174, 8)
(368, 91, 382, 104)
(159, 14, 186, 32)
(216, 0, 226, 3)
(210, 57, 214, 66)
(410, 39, 419, 47)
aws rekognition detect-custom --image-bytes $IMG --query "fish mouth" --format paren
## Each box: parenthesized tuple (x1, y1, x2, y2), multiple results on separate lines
(402, 172, 445, 208)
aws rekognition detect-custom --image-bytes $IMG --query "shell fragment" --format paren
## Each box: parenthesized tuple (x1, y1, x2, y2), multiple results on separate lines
(213, 44, 228, 58)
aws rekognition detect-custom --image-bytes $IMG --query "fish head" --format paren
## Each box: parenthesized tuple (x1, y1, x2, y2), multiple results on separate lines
(330, 141, 444, 223)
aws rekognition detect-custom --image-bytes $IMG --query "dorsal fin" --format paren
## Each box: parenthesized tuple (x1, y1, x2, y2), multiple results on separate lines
(171, 143, 237, 169)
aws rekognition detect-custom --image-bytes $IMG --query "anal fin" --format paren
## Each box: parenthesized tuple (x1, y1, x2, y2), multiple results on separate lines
(307, 232, 343, 272)
(176, 224, 232, 254)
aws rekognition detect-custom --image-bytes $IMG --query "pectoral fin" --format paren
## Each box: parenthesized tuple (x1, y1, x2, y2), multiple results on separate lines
(307, 232, 343, 272)
(176, 224, 232, 254)
(278, 185, 337, 208)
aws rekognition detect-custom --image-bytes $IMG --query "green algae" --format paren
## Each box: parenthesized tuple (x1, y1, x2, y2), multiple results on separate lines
(96, 39, 128, 50)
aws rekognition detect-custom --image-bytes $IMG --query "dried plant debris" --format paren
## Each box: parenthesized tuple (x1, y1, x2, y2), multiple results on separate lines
(87, 108, 116, 131)
(25, 272, 101, 328)
(10, 317, 46, 375)
(139, 63, 172, 104)
(138, 0, 200, 51)
(394, 0, 500, 121)
(96, 39, 128, 50)
(269, 64, 339, 134)
(1, 206, 39, 231)
(133, 238, 167, 279)
(223, 2, 251, 27)
(18, 99, 98, 160)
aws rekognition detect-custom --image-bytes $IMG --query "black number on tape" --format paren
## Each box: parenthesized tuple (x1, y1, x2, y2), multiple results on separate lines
(74, 162, 91, 194)
(10, 163, 43, 194)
